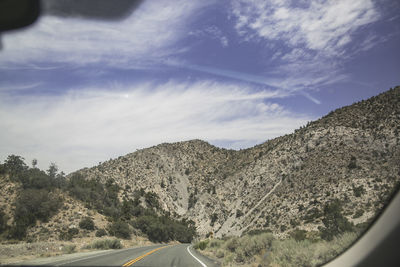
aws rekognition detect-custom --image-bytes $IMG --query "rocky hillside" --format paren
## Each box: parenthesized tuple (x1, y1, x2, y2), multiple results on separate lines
(76, 86, 400, 238)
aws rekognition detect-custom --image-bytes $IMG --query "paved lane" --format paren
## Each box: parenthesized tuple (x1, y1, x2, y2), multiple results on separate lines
(14, 244, 219, 267)
(127, 244, 218, 267)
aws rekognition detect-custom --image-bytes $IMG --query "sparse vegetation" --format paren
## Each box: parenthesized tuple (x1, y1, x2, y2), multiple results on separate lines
(196, 231, 358, 266)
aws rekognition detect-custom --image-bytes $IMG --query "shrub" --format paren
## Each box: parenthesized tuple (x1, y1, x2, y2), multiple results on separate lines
(245, 229, 271, 236)
(303, 207, 322, 223)
(59, 228, 79, 241)
(188, 193, 197, 209)
(236, 209, 244, 218)
(133, 215, 196, 243)
(96, 229, 107, 237)
(210, 213, 218, 226)
(348, 156, 357, 169)
(216, 250, 224, 258)
(88, 239, 123, 249)
(225, 237, 239, 252)
(208, 239, 224, 248)
(107, 220, 131, 239)
(79, 217, 95, 230)
(352, 209, 364, 219)
(144, 192, 160, 209)
(63, 245, 76, 254)
(290, 229, 307, 241)
(353, 185, 365, 197)
(195, 240, 209, 250)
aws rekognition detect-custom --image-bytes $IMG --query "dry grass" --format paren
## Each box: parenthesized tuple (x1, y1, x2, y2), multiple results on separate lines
(0, 235, 152, 265)
(195, 232, 358, 267)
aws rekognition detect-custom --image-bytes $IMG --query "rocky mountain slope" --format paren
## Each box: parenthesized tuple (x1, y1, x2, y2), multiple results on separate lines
(76, 86, 400, 238)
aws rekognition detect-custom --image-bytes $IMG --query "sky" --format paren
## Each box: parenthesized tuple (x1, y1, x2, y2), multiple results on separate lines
(0, 0, 399, 173)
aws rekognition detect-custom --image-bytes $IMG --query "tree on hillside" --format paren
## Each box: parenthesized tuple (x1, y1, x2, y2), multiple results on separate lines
(47, 163, 58, 178)
(0, 209, 8, 234)
(319, 199, 353, 241)
(10, 189, 62, 239)
(4, 155, 27, 178)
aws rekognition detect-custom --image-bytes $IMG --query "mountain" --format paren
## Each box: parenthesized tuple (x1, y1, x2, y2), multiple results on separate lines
(75, 86, 400, 238)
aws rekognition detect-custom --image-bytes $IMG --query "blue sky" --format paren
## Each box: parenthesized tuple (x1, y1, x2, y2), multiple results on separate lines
(0, 0, 399, 173)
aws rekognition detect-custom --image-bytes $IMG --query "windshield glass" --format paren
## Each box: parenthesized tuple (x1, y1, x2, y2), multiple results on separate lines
(0, 0, 399, 266)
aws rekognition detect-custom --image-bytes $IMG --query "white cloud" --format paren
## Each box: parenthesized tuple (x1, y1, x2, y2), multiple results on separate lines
(0, 80, 312, 173)
(231, 0, 379, 55)
(0, 82, 42, 91)
(189, 25, 230, 47)
(0, 0, 212, 68)
(230, 0, 382, 95)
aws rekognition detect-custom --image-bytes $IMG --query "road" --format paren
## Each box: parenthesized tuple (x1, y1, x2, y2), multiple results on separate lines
(14, 244, 219, 267)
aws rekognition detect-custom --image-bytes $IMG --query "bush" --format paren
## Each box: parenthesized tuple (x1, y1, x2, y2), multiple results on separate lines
(353, 185, 365, 197)
(208, 239, 224, 248)
(144, 192, 160, 209)
(107, 221, 131, 239)
(194, 240, 209, 250)
(63, 245, 76, 254)
(59, 228, 79, 241)
(348, 156, 357, 169)
(216, 250, 224, 258)
(79, 217, 95, 230)
(290, 229, 307, 241)
(303, 207, 322, 223)
(88, 239, 123, 249)
(96, 229, 107, 237)
(225, 237, 240, 252)
(210, 213, 218, 226)
(352, 209, 364, 219)
(236, 209, 244, 218)
(133, 215, 196, 243)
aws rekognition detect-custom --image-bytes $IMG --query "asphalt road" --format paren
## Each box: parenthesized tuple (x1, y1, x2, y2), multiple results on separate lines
(14, 244, 219, 267)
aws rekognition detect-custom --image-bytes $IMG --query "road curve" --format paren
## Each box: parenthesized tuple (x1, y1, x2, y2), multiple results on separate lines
(14, 244, 219, 267)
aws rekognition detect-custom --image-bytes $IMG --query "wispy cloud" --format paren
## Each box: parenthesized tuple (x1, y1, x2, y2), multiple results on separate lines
(0, 0, 213, 68)
(229, 0, 382, 93)
(164, 59, 322, 104)
(0, 82, 42, 92)
(0, 80, 312, 173)
(189, 25, 230, 47)
(231, 0, 379, 55)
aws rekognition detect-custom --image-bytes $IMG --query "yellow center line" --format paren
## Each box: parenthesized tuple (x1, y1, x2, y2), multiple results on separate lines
(122, 245, 169, 267)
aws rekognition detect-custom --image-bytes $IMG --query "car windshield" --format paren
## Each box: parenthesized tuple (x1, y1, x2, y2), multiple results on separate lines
(0, 0, 399, 266)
